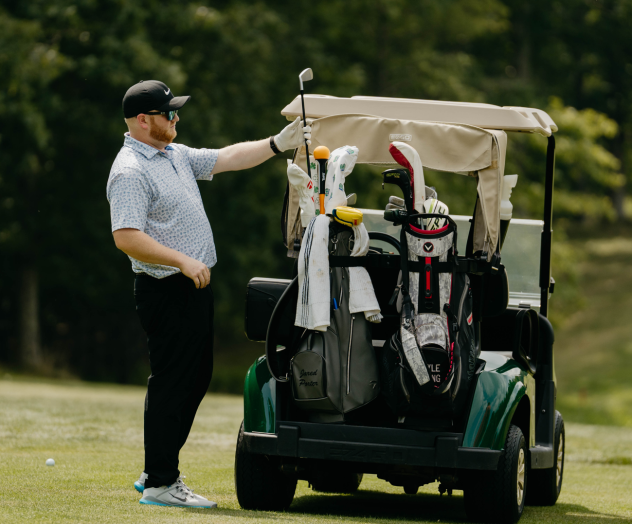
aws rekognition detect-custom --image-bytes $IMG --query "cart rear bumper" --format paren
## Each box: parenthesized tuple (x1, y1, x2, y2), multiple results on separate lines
(243, 422, 501, 471)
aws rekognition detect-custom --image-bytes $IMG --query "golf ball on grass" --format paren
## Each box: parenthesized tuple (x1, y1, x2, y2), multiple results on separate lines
(46, 458, 55, 466)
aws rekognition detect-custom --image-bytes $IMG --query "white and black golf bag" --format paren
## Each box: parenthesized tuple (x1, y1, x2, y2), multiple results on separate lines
(379, 214, 480, 417)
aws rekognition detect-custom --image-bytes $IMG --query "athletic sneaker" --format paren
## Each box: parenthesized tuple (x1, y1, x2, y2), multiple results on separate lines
(135, 473, 200, 497)
(134, 471, 148, 493)
(139, 481, 217, 509)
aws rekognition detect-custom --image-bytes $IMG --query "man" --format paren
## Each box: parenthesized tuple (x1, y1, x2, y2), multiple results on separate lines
(106, 80, 310, 509)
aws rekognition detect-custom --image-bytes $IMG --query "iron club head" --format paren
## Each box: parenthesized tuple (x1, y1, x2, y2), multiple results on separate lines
(299, 68, 313, 90)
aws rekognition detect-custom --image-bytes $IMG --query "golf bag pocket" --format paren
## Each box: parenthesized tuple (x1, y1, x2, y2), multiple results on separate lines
(378, 331, 455, 417)
(291, 333, 327, 400)
(290, 331, 338, 413)
(423, 345, 451, 386)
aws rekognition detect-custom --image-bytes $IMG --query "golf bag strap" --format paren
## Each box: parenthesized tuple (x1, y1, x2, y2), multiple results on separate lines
(419, 256, 441, 314)
(400, 226, 410, 299)
(408, 259, 460, 273)
(407, 257, 499, 274)
(329, 254, 400, 269)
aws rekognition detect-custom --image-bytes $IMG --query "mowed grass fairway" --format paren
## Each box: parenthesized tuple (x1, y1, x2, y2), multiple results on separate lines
(556, 237, 632, 427)
(1, 379, 631, 524)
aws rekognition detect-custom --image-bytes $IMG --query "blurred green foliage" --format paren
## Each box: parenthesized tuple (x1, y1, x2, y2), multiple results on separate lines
(0, 0, 630, 383)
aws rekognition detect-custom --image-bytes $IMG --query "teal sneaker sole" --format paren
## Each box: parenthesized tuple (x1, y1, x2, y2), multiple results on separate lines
(139, 499, 216, 509)
(134, 482, 144, 493)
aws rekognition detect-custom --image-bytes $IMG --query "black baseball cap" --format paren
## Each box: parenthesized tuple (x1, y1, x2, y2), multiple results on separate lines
(122, 80, 190, 118)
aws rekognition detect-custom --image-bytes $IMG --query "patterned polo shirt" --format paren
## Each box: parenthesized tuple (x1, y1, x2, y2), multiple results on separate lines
(107, 133, 219, 278)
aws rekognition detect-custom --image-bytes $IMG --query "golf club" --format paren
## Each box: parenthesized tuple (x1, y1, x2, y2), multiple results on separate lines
(382, 168, 414, 214)
(423, 198, 449, 230)
(299, 68, 314, 180)
(313, 145, 330, 215)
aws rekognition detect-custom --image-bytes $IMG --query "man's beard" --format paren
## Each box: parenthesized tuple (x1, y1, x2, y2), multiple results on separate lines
(148, 120, 177, 144)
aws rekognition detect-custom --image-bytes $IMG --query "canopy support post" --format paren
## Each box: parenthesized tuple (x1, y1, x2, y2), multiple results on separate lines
(539, 135, 555, 317)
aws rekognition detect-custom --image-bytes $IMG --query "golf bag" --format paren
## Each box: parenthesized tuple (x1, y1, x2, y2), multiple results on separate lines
(379, 215, 479, 418)
(290, 222, 380, 423)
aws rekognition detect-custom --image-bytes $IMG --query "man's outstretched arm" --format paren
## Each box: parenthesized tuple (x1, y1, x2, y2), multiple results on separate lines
(113, 228, 211, 289)
(211, 117, 311, 174)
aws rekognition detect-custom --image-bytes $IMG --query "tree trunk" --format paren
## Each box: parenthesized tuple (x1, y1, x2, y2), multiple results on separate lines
(613, 185, 627, 221)
(612, 130, 629, 222)
(20, 265, 42, 370)
(516, 4, 531, 81)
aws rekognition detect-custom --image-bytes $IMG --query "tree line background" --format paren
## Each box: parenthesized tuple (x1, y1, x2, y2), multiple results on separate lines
(1, 0, 630, 387)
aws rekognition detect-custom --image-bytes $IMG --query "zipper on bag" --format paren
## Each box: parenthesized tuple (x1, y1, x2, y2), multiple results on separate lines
(347, 316, 355, 394)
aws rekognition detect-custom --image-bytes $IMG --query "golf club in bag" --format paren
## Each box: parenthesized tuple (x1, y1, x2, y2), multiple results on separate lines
(299, 68, 313, 180)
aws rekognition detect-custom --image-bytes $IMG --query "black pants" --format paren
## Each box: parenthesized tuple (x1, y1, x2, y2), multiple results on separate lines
(134, 272, 214, 489)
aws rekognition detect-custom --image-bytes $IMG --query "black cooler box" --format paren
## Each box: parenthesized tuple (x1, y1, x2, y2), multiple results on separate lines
(245, 278, 292, 342)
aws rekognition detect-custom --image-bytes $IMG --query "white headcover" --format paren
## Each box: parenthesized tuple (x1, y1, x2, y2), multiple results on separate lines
(389, 141, 426, 212)
(287, 161, 316, 227)
(324, 145, 359, 214)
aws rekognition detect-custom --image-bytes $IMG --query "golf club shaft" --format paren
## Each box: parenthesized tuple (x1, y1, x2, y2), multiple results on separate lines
(300, 89, 311, 180)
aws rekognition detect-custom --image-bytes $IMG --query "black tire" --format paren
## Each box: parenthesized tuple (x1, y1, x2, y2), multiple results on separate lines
(526, 411, 564, 506)
(311, 472, 363, 493)
(403, 484, 419, 495)
(464, 425, 527, 523)
(234, 421, 297, 511)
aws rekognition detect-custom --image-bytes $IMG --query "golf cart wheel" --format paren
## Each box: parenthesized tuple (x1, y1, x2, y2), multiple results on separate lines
(464, 424, 526, 523)
(311, 472, 363, 493)
(234, 421, 296, 510)
(526, 411, 565, 506)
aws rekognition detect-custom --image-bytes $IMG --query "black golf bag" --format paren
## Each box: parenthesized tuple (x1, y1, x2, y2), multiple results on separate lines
(379, 214, 479, 418)
(289, 221, 381, 423)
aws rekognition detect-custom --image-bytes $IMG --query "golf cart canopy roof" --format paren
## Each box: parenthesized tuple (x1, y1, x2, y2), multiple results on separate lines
(290, 113, 508, 257)
(282, 95, 557, 137)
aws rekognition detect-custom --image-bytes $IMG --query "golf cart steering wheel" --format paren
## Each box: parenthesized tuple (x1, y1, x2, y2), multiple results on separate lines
(368, 231, 401, 254)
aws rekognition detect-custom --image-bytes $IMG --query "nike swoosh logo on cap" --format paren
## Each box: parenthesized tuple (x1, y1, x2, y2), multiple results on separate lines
(164, 88, 170, 95)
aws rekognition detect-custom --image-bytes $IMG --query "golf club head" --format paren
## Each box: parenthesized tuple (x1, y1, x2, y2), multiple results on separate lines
(388, 195, 405, 207)
(299, 68, 313, 90)
(346, 193, 357, 206)
(423, 199, 449, 230)
(425, 186, 438, 201)
(382, 168, 413, 214)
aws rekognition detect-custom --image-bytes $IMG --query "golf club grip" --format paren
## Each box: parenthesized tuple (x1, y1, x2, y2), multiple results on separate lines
(317, 158, 327, 214)
(300, 89, 311, 178)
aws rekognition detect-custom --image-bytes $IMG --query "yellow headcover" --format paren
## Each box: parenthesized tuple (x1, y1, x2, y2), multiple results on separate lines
(332, 206, 363, 227)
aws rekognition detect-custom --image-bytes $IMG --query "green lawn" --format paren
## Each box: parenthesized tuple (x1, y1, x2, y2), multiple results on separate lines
(555, 236, 632, 427)
(1, 379, 631, 524)
(2, 235, 632, 523)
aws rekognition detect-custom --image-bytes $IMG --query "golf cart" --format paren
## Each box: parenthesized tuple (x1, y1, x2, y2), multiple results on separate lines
(235, 95, 564, 524)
